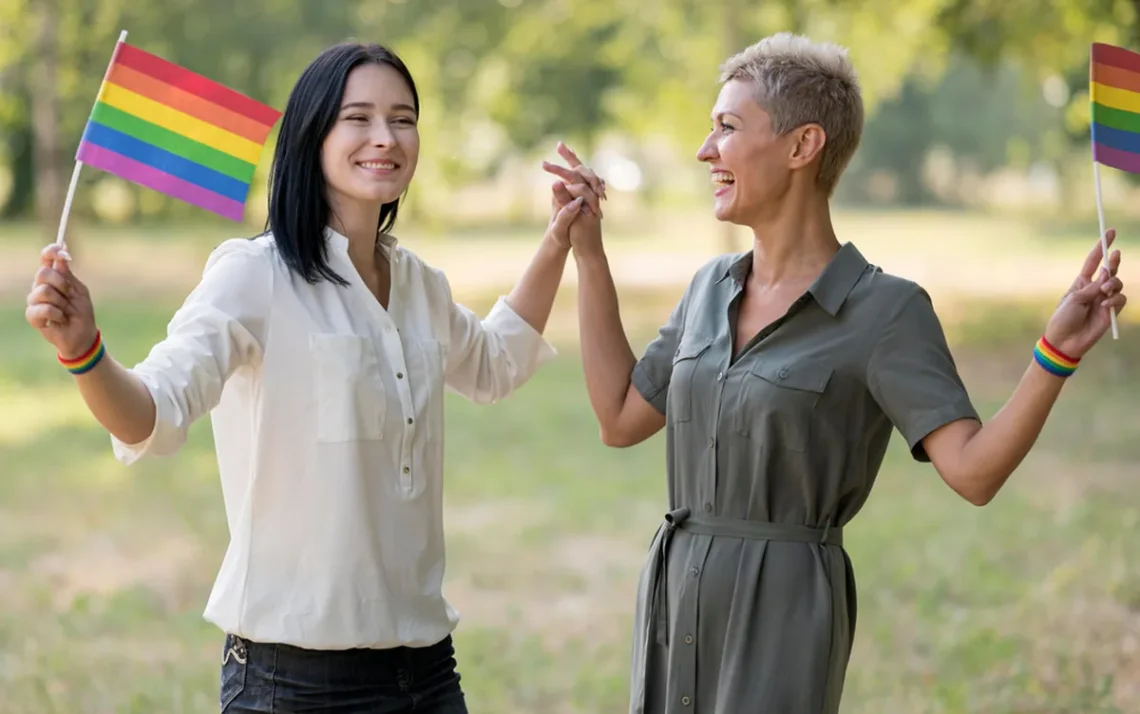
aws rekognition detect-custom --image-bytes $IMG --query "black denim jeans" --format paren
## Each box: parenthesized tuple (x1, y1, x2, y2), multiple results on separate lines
(220, 633, 468, 713)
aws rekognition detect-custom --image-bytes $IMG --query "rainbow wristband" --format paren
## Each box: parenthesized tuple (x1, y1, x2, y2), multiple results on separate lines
(58, 330, 105, 375)
(1033, 336, 1079, 378)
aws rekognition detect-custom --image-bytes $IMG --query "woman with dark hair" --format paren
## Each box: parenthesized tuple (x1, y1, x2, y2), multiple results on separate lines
(24, 42, 592, 713)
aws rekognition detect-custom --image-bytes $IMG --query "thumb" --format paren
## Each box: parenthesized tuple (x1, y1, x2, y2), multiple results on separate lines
(1071, 268, 1109, 304)
(550, 196, 583, 230)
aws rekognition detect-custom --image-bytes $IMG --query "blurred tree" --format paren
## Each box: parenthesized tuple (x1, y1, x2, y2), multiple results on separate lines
(936, 0, 1140, 190)
(4, 0, 1136, 230)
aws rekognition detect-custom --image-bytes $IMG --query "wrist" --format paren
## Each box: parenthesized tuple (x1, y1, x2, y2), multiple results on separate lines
(1032, 334, 1080, 379)
(572, 244, 608, 265)
(541, 233, 572, 256)
(59, 329, 106, 375)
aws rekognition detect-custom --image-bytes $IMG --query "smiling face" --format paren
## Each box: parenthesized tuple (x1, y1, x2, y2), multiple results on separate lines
(696, 79, 816, 226)
(320, 62, 420, 214)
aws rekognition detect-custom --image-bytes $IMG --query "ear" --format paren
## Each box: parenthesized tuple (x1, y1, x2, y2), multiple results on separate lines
(788, 123, 827, 170)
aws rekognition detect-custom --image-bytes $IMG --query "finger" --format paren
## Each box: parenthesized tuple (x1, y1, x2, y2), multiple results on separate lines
(561, 181, 602, 218)
(557, 141, 583, 168)
(63, 268, 89, 298)
(1107, 248, 1121, 277)
(1079, 229, 1116, 280)
(27, 283, 73, 312)
(1102, 292, 1127, 311)
(574, 165, 605, 202)
(40, 243, 72, 268)
(548, 196, 584, 234)
(542, 161, 579, 183)
(25, 303, 67, 329)
(545, 162, 606, 205)
(552, 181, 576, 208)
(33, 265, 71, 295)
(1072, 274, 1108, 303)
(1100, 276, 1123, 295)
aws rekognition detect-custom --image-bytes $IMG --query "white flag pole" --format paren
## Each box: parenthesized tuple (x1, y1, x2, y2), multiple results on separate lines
(46, 29, 126, 328)
(1092, 158, 1120, 341)
(53, 29, 127, 251)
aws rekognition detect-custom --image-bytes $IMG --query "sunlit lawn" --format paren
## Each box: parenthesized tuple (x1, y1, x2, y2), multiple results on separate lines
(1, 211, 1138, 713)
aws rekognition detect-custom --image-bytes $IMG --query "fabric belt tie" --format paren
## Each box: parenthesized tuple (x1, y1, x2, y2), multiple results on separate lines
(629, 506, 843, 713)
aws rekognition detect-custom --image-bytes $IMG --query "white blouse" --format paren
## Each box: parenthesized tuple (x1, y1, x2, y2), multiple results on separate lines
(112, 227, 556, 650)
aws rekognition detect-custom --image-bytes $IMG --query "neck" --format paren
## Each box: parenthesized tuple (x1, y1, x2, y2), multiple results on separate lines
(328, 198, 384, 277)
(746, 189, 839, 287)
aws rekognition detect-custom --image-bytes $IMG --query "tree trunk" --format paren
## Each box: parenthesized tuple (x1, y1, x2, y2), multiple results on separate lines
(31, 0, 65, 245)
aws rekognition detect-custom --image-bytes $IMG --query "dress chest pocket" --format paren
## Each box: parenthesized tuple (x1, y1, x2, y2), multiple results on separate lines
(310, 334, 386, 443)
(668, 338, 713, 423)
(733, 360, 833, 451)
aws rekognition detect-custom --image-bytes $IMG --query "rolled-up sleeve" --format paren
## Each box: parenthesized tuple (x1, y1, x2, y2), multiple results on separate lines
(442, 285, 557, 405)
(111, 239, 272, 464)
(631, 279, 696, 415)
(866, 286, 980, 462)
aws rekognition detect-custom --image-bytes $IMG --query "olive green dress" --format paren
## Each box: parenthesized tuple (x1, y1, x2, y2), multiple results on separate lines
(627, 243, 980, 714)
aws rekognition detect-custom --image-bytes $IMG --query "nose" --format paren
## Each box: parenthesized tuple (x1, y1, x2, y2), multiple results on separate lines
(696, 133, 718, 162)
(370, 120, 395, 148)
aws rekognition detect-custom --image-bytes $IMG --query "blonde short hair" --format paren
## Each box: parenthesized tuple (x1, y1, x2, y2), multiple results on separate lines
(719, 33, 864, 195)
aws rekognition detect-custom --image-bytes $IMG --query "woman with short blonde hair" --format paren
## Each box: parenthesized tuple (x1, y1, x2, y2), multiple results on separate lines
(545, 32, 1127, 714)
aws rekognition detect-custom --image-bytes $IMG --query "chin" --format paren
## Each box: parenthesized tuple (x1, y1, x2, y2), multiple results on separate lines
(348, 185, 406, 205)
(712, 201, 737, 224)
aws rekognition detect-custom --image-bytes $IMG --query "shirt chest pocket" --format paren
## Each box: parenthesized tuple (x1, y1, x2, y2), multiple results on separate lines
(310, 334, 386, 443)
(668, 338, 713, 423)
(733, 361, 832, 451)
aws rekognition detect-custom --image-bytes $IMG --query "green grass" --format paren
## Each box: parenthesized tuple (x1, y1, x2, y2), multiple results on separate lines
(1, 213, 1139, 713)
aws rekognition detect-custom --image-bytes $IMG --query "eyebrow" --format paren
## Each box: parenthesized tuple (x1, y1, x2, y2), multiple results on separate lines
(340, 101, 417, 114)
(711, 111, 742, 122)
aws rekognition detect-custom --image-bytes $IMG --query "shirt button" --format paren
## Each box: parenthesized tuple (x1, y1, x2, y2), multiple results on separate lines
(703, 502, 713, 513)
(403, 466, 410, 474)
(716, 371, 723, 381)
(689, 566, 699, 577)
(407, 417, 413, 424)
(681, 695, 691, 706)
(396, 372, 404, 379)
(778, 367, 789, 379)
(684, 634, 693, 644)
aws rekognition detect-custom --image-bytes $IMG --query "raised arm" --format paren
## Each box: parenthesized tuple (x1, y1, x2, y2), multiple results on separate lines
(544, 143, 667, 447)
(25, 239, 272, 462)
(437, 196, 587, 405)
(26, 244, 156, 445)
(869, 232, 1127, 506)
(921, 232, 1126, 505)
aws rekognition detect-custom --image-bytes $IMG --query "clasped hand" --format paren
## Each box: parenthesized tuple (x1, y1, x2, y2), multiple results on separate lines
(541, 142, 605, 255)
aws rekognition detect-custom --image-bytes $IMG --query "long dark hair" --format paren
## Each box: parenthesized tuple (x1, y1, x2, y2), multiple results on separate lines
(264, 43, 420, 285)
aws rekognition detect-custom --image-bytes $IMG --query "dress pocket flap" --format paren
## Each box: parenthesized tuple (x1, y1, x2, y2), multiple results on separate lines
(673, 337, 713, 363)
(747, 361, 833, 393)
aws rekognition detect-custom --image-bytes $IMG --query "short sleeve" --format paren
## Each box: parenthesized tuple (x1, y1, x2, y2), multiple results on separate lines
(866, 287, 980, 462)
(631, 284, 691, 415)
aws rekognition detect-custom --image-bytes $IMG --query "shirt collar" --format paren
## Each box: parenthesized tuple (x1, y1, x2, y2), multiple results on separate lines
(322, 226, 399, 259)
(714, 242, 870, 317)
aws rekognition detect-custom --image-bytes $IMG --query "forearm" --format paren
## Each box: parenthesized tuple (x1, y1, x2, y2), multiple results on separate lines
(72, 354, 158, 445)
(574, 248, 638, 430)
(505, 235, 571, 334)
(943, 362, 1065, 504)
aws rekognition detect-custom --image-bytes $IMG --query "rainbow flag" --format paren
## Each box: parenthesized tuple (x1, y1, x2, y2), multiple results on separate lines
(1091, 42, 1140, 174)
(76, 39, 281, 221)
